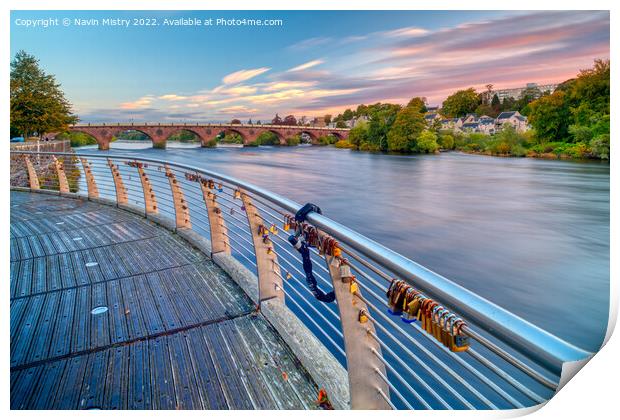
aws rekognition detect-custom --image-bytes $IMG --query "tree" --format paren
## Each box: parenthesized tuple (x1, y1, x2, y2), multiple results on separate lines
(11, 50, 78, 138)
(283, 115, 297, 126)
(527, 90, 571, 142)
(386, 105, 425, 152)
(367, 103, 401, 151)
(347, 121, 368, 149)
(441, 88, 480, 117)
(231, 119, 241, 124)
(256, 120, 262, 125)
(342, 108, 354, 121)
(416, 130, 439, 153)
(406, 97, 427, 113)
(335, 120, 347, 128)
(247, 118, 253, 124)
(272, 114, 283, 125)
(324, 114, 332, 125)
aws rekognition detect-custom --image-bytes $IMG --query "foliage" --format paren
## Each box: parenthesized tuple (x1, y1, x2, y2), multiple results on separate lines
(367, 103, 402, 151)
(203, 138, 218, 148)
(416, 130, 440, 153)
(441, 88, 480, 118)
(590, 134, 610, 160)
(230, 119, 241, 124)
(56, 131, 98, 147)
(317, 135, 338, 145)
(438, 133, 454, 150)
(272, 114, 283, 125)
(283, 115, 297, 126)
(220, 133, 243, 144)
(527, 59, 609, 155)
(11, 50, 78, 138)
(334, 140, 353, 149)
(168, 130, 199, 142)
(386, 105, 425, 152)
(286, 135, 301, 146)
(256, 131, 280, 145)
(347, 121, 369, 149)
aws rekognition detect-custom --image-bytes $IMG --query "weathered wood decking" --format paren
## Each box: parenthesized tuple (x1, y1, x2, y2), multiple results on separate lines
(10, 191, 319, 409)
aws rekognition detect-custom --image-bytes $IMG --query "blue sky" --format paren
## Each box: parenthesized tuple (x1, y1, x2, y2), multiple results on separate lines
(10, 10, 609, 122)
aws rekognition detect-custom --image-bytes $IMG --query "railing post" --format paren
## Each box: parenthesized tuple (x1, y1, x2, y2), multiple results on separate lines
(137, 163, 157, 215)
(199, 180, 230, 254)
(79, 157, 99, 199)
(241, 192, 284, 304)
(23, 155, 40, 190)
(324, 252, 391, 409)
(52, 155, 70, 193)
(107, 158, 128, 205)
(165, 165, 191, 229)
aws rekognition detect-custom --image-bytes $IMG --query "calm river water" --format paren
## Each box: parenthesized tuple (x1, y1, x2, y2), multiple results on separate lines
(79, 141, 610, 352)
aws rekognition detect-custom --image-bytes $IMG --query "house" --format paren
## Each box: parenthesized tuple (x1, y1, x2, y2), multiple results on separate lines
(440, 118, 459, 130)
(495, 111, 529, 132)
(478, 116, 496, 135)
(424, 113, 441, 125)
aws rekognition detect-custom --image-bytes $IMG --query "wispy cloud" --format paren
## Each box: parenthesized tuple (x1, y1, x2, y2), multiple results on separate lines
(222, 67, 270, 84)
(91, 11, 608, 122)
(287, 59, 324, 72)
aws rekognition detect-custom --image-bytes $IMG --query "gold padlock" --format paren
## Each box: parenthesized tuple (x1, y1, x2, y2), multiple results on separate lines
(450, 319, 470, 352)
(358, 310, 368, 324)
(350, 278, 359, 294)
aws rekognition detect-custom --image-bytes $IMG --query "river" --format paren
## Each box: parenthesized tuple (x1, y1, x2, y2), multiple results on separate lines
(78, 140, 610, 352)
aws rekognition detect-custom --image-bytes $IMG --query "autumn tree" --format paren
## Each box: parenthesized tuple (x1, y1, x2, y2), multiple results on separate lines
(441, 88, 481, 118)
(272, 114, 283, 125)
(11, 50, 77, 138)
(283, 115, 297, 126)
(231, 119, 241, 124)
(386, 105, 425, 152)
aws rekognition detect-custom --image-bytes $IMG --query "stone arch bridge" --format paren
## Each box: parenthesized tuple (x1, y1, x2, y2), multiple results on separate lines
(69, 123, 350, 150)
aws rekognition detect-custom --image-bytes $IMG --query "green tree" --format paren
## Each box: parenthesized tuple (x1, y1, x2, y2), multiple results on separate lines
(348, 121, 368, 149)
(406, 97, 427, 113)
(386, 106, 426, 152)
(416, 130, 439, 153)
(441, 88, 480, 117)
(528, 90, 571, 142)
(438, 134, 454, 150)
(11, 50, 78, 138)
(367, 103, 401, 151)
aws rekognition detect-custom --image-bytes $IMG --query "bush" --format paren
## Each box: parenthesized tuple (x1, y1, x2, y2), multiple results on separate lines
(438, 134, 454, 150)
(257, 131, 280, 145)
(286, 135, 300, 146)
(245, 140, 260, 147)
(203, 139, 217, 148)
(334, 140, 353, 149)
(359, 142, 382, 152)
(510, 144, 527, 157)
(590, 134, 610, 159)
(317, 135, 338, 145)
(415, 130, 439, 153)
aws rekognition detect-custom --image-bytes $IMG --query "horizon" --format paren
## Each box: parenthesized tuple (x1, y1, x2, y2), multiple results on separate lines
(10, 10, 609, 123)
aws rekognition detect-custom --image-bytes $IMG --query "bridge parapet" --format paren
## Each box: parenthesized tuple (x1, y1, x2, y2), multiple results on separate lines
(10, 150, 591, 410)
(68, 123, 349, 150)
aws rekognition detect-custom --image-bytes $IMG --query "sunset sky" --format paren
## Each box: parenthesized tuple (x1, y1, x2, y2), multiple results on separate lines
(10, 10, 609, 122)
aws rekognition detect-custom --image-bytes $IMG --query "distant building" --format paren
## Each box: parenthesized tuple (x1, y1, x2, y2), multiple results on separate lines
(491, 82, 558, 103)
(424, 113, 441, 124)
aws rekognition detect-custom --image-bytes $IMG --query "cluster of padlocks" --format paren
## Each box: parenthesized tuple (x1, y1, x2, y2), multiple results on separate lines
(283, 214, 342, 257)
(387, 280, 470, 352)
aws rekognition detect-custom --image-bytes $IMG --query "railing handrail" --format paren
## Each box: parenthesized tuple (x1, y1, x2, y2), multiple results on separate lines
(11, 150, 591, 374)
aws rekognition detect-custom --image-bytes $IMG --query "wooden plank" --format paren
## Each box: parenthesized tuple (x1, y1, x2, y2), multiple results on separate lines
(149, 336, 176, 409)
(168, 332, 203, 409)
(49, 288, 76, 358)
(59, 252, 77, 289)
(133, 275, 165, 336)
(10, 366, 43, 409)
(71, 251, 91, 287)
(82, 249, 105, 284)
(10, 298, 29, 339)
(10, 261, 20, 298)
(53, 354, 89, 409)
(31, 257, 47, 295)
(46, 254, 63, 291)
(16, 237, 32, 260)
(104, 345, 129, 409)
(71, 286, 91, 353)
(78, 349, 109, 409)
(27, 235, 46, 259)
(15, 258, 33, 298)
(29, 359, 68, 409)
(128, 339, 152, 409)
(11, 294, 45, 367)
(145, 271, 181, 331)
(26, 291, 61, 364)
(119, 276, 148, 340)
(90, 282, 111, 349)
(106, 279, 129, 344)
(201, 323, 254, 409)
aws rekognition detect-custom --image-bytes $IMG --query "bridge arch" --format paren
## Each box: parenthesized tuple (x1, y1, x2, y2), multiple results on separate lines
(266, 129, 287, 146)
(217, 129, 246, 145)
(165, 128, 204, 145)
(300, 131, 319, 145)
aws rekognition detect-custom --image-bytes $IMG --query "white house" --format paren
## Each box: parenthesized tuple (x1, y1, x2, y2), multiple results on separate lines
(495, 111, 529, 132)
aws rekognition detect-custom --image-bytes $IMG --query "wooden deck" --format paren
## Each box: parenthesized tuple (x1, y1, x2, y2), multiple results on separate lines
(10, 191, 319, 409)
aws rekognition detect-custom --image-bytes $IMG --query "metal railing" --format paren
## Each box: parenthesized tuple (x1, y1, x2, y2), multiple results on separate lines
(10, 150, 592, 410)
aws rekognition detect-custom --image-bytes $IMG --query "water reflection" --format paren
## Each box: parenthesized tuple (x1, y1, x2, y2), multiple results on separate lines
(81, 141, 610, 351)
